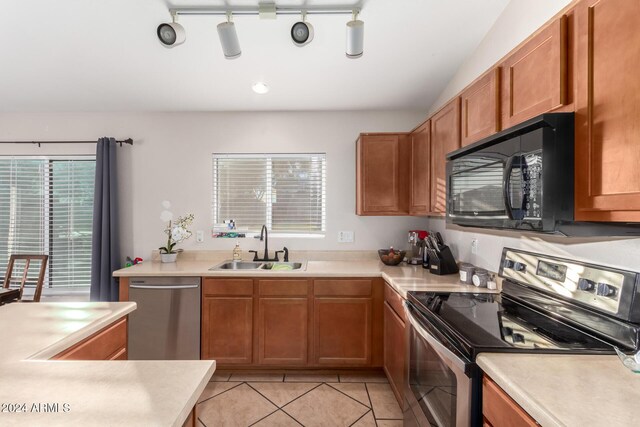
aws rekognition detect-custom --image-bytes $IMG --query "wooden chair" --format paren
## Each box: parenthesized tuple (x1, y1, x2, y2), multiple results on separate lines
(2, 255, 49, 302)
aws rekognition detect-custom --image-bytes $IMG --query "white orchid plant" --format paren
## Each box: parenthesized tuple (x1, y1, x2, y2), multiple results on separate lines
(159, 201, 195, 254)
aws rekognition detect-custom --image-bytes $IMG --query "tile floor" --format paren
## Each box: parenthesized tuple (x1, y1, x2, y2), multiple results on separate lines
(196, 371, 403, 427)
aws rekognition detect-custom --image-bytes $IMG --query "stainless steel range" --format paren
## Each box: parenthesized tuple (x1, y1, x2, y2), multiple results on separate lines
(404, 248, 640, 426)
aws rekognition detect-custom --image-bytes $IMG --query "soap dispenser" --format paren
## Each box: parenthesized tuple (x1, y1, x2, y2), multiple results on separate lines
(232, 241, 242, 261)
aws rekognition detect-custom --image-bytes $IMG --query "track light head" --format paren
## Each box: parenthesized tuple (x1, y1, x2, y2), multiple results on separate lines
(291, 21, 314, 47)
(346, 18, 364, 59)
(157, 21, 186, 47)
(217, 19, 241, 59)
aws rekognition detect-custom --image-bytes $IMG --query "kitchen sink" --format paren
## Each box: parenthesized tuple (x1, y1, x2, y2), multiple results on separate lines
(260, 262, 305, 270)
(210, 261, 264, 270)
(209, 260, 307, 271)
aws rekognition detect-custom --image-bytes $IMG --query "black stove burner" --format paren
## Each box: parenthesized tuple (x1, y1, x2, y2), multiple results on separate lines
(406, 289, 636, 361)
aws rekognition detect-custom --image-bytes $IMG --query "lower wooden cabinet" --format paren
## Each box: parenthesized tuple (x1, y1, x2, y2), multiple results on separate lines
(52, 317, 128, 360)
(201, 277, 382, 368)
(383, 283, 406, 407)
(383, 302, 405, 407)
(314, 297, 373, 365)
(258, 298, 309, 365)
(483, 375, 538, 427)
(201, 296, 253, 363)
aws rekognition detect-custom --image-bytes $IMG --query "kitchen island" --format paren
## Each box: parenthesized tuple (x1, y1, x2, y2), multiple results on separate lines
(0, 302, 215, 426)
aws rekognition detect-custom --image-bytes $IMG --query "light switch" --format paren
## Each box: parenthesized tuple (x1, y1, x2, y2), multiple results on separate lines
(196, 230, 204, 243)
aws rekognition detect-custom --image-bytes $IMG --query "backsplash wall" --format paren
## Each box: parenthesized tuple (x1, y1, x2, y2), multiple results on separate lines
(429, 218, 640, 273)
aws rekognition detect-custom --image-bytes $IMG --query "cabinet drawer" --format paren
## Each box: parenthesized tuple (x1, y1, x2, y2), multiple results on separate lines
(53, 318, 127, 360)
(259, 280, 309, 296)
(483, 376, 538, 427)
(314, 279, 372, 297)
(384, 282, 405, 322)
(203, 278, 253, 296)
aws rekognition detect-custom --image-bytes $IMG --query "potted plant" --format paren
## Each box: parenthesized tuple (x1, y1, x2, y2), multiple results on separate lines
(159, 201, 194, 263)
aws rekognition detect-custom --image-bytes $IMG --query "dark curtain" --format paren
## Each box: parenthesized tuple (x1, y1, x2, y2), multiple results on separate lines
(90, 137, 120, 301)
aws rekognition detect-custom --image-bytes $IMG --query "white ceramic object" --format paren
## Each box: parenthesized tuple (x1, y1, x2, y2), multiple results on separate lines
(160, 253, 178, 263)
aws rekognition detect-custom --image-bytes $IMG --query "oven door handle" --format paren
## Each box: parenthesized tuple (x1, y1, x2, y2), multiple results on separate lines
(405, 303, 468, 372)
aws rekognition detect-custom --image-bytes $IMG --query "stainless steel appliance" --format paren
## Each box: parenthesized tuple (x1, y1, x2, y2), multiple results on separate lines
(446, 113, 574, 234)
(128, 277, 201, 360)
(404, 248, 640, 426)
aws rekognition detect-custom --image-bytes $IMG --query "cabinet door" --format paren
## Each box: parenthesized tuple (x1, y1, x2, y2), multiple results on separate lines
(258, 298, 308, 365)
(53, 318, 127, 360)
(409, 122, 430, 215)
(201, 296, 253, 364)
(314, 298, 372, 365)
(501, 17, 568, 128)
(461, 68, 500, 146)
(483, 376, 538, 427)
(430, 98, 461, 214)
(383, 302, 405, 408)
(356, 134, 409, 215)
(575, 0, 640, 221)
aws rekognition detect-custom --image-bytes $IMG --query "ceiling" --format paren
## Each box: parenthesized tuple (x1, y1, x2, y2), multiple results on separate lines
(0, 0, 509, 112)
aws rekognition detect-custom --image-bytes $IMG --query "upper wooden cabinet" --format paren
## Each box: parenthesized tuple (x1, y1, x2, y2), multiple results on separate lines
(356, 133, 410, 215)
(574, 0, 640, 222)
(409, 121, 430, 215)
(430, 98, 461, 214)
(460, 68, 500, 146)
(501, 16, 568, 128)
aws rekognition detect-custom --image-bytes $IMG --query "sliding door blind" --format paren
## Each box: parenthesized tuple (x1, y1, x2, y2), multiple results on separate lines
(0, 158, 95, 288)
(213, 154, 326, 235)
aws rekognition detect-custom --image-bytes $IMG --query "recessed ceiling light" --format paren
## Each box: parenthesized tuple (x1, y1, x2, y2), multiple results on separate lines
(252, 82, 269, 94)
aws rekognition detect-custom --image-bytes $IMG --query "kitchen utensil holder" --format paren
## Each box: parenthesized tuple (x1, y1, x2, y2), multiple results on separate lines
(427, 244, 459, 275)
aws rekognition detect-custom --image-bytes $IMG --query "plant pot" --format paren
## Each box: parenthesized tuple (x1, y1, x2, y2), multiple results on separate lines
(160, 253, 178, 263)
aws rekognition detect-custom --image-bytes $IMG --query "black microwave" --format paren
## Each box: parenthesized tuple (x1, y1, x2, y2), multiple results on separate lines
(446, 113, 575, 234)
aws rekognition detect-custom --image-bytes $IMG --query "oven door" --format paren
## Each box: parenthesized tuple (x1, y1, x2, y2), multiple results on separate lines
(404, 303, 480, 427)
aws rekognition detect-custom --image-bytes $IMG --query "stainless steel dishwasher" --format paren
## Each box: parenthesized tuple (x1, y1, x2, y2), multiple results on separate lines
(128, 277, 201, 360)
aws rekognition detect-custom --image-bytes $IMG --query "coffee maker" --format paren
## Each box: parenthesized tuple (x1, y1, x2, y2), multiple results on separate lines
(407, 230, 428, 265)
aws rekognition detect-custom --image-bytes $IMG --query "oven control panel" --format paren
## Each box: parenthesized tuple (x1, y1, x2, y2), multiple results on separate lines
(499, 248, 639, 319)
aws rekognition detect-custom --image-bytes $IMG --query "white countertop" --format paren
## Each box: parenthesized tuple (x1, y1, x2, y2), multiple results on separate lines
(114, 260, 499, 298)
(477, 353, 640, 427)
(0, 302, 215, 426)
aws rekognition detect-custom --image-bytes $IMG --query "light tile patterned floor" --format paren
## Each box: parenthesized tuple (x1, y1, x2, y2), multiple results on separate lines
(197, 371, 403, 427)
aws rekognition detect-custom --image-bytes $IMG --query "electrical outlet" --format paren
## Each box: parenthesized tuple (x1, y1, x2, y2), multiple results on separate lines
(196, 230, 204, 243)
(471, 238, 479, 255)
(338, 231, 354, 243)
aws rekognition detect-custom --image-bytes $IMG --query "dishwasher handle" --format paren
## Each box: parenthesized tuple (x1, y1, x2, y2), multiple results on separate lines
(129, 284, 199, 290)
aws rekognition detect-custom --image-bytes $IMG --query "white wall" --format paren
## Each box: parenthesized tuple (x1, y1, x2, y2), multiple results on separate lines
(426, 0, 640, 272)
(429, 0, 573, 115)
(0, 111, 429, 260)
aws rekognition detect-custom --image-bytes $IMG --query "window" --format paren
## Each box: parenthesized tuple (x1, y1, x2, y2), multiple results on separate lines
(0, 157, 96, 292)
(212, 153, 326, 236)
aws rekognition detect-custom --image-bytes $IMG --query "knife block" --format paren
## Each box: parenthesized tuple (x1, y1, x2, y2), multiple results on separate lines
(427, 245, 459, 275)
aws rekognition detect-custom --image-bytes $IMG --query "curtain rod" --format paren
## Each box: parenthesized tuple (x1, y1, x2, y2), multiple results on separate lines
(0, 138, 133, 148)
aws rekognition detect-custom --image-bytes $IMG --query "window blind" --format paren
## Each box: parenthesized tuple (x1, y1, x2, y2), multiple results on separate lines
(0, 157, 96, 289)
(212, 154, 326, 235)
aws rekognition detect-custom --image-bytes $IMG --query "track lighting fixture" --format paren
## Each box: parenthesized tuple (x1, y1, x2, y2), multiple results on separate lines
(158, 5, 365, 60)
(217, 13, 241, 59)
(291, 13, 314, 47)
(157, 13, 186, 48)
(346, 11, 364, 59)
